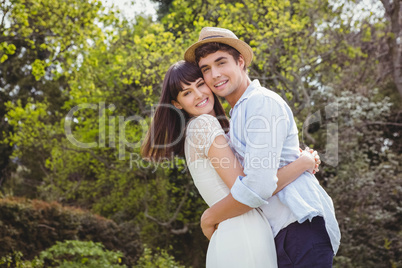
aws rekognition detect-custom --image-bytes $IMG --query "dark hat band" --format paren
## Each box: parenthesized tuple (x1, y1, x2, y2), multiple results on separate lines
(202, 35, 225, 40)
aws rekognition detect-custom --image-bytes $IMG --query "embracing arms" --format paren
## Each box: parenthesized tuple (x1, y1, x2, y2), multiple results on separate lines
(200, 134, 319, 239)
(208, 135, 318, 193)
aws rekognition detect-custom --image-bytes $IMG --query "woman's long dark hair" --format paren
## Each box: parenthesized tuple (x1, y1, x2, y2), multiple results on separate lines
(141, 60, 229, 161)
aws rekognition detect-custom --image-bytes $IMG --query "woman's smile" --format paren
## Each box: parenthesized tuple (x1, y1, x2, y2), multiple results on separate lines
(196, 97, 209, 107)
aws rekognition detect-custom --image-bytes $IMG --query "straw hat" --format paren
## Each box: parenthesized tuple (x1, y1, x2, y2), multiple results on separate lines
(184, 27, 253, 67)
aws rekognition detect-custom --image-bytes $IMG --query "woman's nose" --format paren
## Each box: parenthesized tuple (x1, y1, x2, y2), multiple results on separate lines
(194, 88, 203, 98)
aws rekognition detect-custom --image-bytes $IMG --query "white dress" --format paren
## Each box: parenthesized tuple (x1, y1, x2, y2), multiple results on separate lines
(184, 114, 278, 268)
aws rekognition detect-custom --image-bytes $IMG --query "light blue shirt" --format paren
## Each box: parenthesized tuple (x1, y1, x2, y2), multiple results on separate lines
(229, 79, 341, 254)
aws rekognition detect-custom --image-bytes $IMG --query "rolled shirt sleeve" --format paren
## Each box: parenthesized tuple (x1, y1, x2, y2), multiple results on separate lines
(230, 91, 290, 208)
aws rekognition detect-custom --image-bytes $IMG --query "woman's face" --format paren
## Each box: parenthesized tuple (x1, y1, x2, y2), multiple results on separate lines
(172, 77, 216, 117)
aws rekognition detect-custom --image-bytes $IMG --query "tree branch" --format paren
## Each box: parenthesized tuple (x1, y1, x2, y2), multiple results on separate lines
(302, 112, 316, 144)
(144, 182, 192, 234)
(37, 224, 56, 231)
(170, 222, 199, 235)
(364, 121, 402, 127)
(0, 0, 10, 32)
(380, 0, 402, 98)
(380, 0, 392, 14)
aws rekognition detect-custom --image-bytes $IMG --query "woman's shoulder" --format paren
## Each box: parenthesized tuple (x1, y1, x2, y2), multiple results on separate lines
(189, 113, 217, 123)
(186, 114, 224, 140)
(187, 114, 220, 130)
(185, 114, 225, 157)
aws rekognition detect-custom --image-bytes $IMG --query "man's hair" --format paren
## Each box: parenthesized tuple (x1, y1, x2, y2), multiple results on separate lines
(195, 42, 246, 71)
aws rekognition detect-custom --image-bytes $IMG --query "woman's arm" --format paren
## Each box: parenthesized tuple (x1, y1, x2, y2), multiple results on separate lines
(272, 148, 319, 195)
(202, 135, 318, 240)
(208, 135, 318, 192)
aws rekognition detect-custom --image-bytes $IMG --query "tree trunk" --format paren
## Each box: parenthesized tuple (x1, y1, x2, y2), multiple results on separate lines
(381, 0, 402, 98)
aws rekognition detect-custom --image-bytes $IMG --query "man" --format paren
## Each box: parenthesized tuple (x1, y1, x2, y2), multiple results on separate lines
(184, 27, 341, 267)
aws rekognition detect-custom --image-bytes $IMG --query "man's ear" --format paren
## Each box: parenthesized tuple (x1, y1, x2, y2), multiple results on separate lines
(238, 55, 246, 70)
(172, 100, 183, 110)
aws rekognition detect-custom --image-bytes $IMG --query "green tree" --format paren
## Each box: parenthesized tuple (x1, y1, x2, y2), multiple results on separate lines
(4, 6, 206, 266)
(2, 0, 401, 267)
(0, 0, 114, 196)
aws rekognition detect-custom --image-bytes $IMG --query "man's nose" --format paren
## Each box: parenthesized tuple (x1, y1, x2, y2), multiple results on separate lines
(211, 66, 221, 78)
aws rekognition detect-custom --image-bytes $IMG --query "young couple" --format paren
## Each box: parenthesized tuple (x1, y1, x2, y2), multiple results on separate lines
(142, 27, 341, 267)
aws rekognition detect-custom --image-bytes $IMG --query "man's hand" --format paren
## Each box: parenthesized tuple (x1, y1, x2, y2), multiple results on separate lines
(200, 208, 217, 240)
(299, 147, 321, 174)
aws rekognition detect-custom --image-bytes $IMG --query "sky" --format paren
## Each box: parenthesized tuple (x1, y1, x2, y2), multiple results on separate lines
(100, 0, 158, 21)
(99, 0, 384, 25)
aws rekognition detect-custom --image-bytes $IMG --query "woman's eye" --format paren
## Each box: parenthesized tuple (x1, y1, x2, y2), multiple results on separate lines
(183, 91, 190, 96)
(198, 82, 205, 87)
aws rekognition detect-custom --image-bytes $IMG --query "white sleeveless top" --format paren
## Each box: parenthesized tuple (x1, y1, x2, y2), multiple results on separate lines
(184, 114, 278, 268)
(185, 114, 228, 207)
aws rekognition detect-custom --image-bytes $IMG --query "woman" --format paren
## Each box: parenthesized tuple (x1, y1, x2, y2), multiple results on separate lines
(141, 60, 319, 267)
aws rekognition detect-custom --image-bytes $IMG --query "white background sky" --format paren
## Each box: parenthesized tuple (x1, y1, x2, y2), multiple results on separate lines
(100, 0, 158, 21)
(99, 0, 384, 24)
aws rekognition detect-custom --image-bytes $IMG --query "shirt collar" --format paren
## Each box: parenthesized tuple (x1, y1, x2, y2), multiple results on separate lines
(229, 79, 261, 117)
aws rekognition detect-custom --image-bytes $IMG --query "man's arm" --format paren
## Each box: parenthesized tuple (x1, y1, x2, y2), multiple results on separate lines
(200, 93, 295, 239)
(201, 150, 317, 239)
(230, 93, 289, 205)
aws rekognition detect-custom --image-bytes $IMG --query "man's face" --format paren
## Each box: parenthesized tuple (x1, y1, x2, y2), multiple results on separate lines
(198, 50, 245, 101)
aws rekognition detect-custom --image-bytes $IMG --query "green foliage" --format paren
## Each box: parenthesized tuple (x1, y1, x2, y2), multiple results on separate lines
(0, 197, 140, 266)
(1, 0, 401, 267)
(39, 240, 125, 268)
(322, 91, 402, 267)
(0, 246, 185, 268)
(0, 42, 16, 63)
(0, 251, 43, 268)
(1, 100, 62, 197)
(2, 2, 207, 264)
(135, 247, 184, 268)
(162, 0, 358, 115)
(0, 242, 126, 268)
(0, 0, 117, 196)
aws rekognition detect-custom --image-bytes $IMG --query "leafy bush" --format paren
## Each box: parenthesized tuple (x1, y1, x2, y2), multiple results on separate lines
(0, 246, 185, 268)
(135, 247, 185, 268)
(0, 251, 43, 268)
(0, 197, 140, 265)
(39, 240, 125, 268)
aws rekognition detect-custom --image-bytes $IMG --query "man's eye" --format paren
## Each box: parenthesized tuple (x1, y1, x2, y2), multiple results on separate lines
(202, 68, 210, 73)
(219, 61, 225, 65)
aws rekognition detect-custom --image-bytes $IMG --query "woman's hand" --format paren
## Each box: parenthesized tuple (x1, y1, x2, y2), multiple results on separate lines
(299, 147, 320, 174)
(200, 208, 218, 240)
